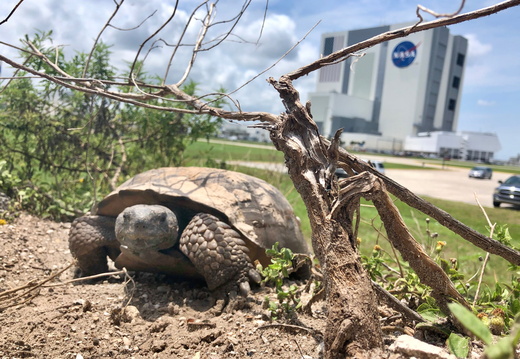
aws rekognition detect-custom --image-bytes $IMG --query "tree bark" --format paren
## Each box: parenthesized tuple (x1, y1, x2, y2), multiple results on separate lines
(267, 76, 383, 358)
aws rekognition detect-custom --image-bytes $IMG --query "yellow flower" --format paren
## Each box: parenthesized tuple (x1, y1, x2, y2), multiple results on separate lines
(78, 178, 84, 183)
(373, 245, 382, 251)
(0, 219, 6, 225)
(435, 241, 446, 253)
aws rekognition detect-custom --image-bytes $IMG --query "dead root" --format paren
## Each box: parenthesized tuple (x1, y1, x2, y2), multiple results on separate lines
(0, 261, 135, 311)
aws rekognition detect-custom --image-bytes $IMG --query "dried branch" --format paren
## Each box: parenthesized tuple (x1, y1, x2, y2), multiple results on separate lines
(1, 0, 515, 130)
(83, 0, 125, 78)
(0, 0, 25, 26)
(24, 40, 72, 79)
(175, 3, 214, 87)
(197, 0, 253, 52)
(162, 1, 209, 85)
(128, 0, 180, 79)
(417, 0, 466, 21)
(472, 196, 496, 306)
(0, 262, 73, 311)
(226, 20, 320, 99)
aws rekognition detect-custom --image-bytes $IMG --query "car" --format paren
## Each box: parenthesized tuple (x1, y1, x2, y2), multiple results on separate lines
(369, 160, 386, 175)
(335, 167, 349, 178)
(334, 160, 385, 178)
(493, 175, 520, 208)
(468, 166, 493, 179)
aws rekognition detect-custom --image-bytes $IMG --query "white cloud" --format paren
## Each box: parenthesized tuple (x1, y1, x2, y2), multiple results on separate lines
(464, 33, 492, 58)
(477, 99, 496, 106)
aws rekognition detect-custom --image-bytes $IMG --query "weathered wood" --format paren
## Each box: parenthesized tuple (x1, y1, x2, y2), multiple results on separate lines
(268, 75, 383, 358)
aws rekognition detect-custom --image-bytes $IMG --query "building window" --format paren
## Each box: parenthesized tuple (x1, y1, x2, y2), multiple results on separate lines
(324, 37, 334, 56)
(452, 76, 460, 89)
(456, 53, 465, 66)
(448, 99, 456, 111)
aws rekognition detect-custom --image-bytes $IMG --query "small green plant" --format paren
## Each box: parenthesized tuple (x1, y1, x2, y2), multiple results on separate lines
(448, 302, 520, 359)
(259, 242, 303, 319)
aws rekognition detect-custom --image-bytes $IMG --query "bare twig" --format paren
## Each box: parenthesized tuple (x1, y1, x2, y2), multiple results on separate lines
(409, 0, 466, 33)
(83, 0, 125, 78)
(129, 0, 179, 79)
(472, 195, 496, 306)
(417, 0, 466, 20)
(226, 20, 320, 99)
(0, 262, 74, 311)
(42, 269, 128, 287)
(0, 0, 25, 26)
(175, 3, 214, 87)
(256, 323, 321, 337)
(162, 1, 209, 85)
(372, 281, 425, 324)
(24, 40, 71, 79)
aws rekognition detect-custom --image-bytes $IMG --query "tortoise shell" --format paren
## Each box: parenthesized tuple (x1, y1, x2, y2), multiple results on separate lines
(94, 167, 309, 265)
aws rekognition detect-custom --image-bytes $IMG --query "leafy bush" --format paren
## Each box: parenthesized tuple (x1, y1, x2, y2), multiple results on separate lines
(0, 31, 224, 220)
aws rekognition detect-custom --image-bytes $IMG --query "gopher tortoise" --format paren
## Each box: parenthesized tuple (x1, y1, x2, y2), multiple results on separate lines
(69, 167, 309, 294)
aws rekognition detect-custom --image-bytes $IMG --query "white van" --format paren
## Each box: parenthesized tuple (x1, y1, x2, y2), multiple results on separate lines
(370, 160, 385, 175)
(335, 159, 386, 178)
(363, 159, 385, 175)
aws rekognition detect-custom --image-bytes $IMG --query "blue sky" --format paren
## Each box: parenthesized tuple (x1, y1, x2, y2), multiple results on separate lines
(1, 0, 519, 159)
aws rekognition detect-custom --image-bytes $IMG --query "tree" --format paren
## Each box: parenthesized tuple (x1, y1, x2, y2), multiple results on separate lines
(0, 31, 224, 219)
(1, 1, 520, 357)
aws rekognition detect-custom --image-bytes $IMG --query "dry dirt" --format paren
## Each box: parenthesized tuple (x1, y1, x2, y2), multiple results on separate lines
(0, 213, 478, 359)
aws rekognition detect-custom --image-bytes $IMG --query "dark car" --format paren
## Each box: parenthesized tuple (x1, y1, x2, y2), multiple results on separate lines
(469, 166, 493, 179)
(493, 175, 520, 208)
(335, 167, 349, 178)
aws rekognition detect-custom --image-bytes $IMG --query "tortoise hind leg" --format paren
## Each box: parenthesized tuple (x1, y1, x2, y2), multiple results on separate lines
(179, 213, 260, 295)
(69, 216, 120, 276)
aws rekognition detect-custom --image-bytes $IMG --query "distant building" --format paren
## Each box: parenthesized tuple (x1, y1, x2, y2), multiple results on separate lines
(309, 22, 473, 154)
(404, 131, 501, 161)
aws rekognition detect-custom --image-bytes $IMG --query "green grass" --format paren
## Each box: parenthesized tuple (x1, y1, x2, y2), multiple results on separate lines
(421, 159, 520, 175)
(185, 140, 433, 171)
(185, 139, 284, 163)
(357, 196, 519, 287)
(382, 162, 434, 170)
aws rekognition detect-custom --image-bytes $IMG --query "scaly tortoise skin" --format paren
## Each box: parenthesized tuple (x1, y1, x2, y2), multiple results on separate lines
(69, 167, 309, 294)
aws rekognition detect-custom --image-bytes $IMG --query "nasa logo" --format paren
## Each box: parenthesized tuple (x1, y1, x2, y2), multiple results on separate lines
(392, 41, 421, 68)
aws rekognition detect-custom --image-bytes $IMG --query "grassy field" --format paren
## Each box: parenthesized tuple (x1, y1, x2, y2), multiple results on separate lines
(185, 140, 284, 164)
(186, 140, 430, 170)
(185, 140, 520, 286)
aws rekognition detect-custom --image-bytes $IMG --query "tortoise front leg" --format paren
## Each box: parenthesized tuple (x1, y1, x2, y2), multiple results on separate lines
(69, 215, 120, 276)
(179, 213, 261, 296)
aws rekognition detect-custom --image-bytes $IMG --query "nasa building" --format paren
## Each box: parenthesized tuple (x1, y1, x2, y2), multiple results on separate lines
(309, 22, 501, 161)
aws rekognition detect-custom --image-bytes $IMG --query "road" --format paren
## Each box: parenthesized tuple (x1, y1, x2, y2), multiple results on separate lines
(229, 157, 516, 209)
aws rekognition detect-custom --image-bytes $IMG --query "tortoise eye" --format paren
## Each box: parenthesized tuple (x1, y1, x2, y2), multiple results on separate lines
(158, 213, 167, 223)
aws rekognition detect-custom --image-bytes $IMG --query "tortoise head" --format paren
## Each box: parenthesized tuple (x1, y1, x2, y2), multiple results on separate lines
(115, 204, 179, 253)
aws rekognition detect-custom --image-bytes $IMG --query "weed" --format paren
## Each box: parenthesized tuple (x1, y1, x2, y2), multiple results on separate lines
(259, 243, 304, 319)
(448, 302, 520, 359)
